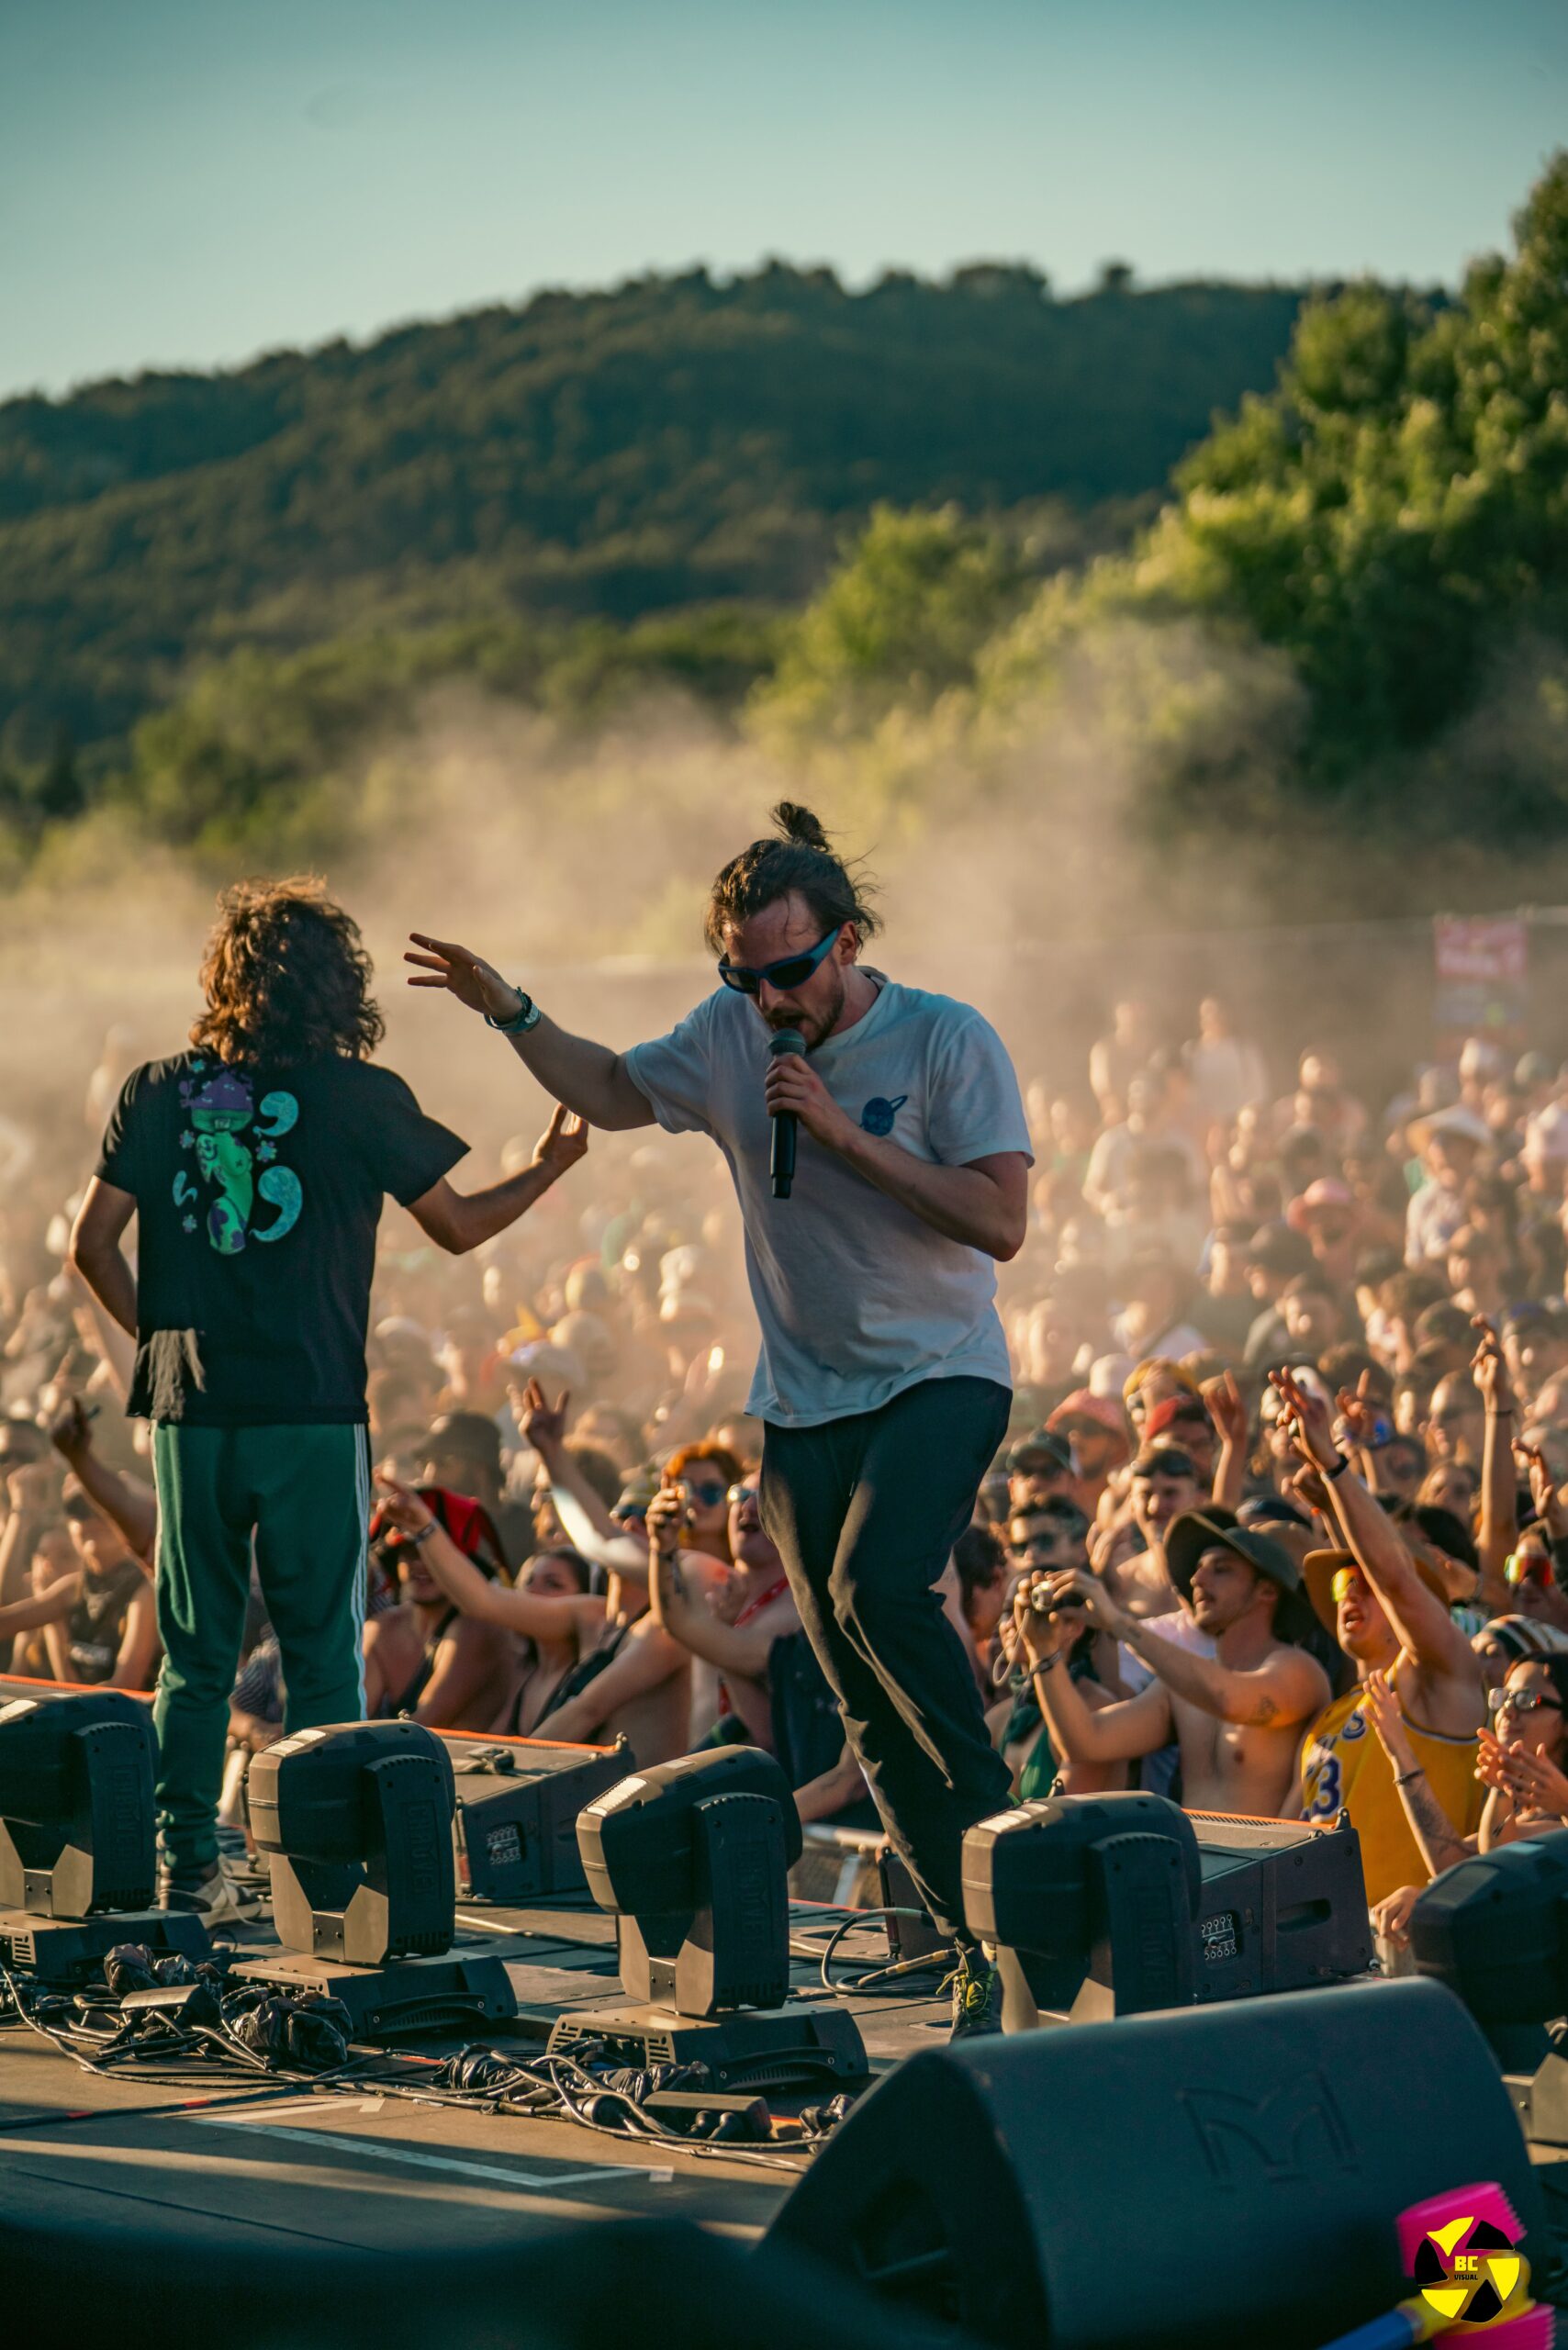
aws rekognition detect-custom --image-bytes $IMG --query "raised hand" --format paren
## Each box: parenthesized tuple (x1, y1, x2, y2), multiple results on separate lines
(372, 1469, 436, 1539)
(515, 1376, 569, 1455)
(1471, 1316, 1513, 1416)
(1012, 1572, 1081, 1666)
(1201, 1369, 1248, 1451)
(45, 1395, 94, 1464)
(1513, 1438, 1568, 1539)
(645, 1480, 686, 1561)
(1269, 1367, 1340, 1475)
(531, 1104, 588, 1174)
(1359, 1666, 1417, 1774)
(405, 934, 521, 1024)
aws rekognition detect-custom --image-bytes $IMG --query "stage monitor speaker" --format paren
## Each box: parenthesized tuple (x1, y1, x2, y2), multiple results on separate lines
(0, 1687, 157, 1917)
(766, 1978, 1543, 2350)
(1187, 1807, 1372, 2000)
(444, 1734, 630, 1903)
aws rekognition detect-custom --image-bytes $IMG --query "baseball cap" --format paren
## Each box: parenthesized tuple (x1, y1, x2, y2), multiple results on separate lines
(1143, 1394, 1214, 1444)
(1285, 1178, 1355, 1234)
(1047, 1390, 1131, 1451)
(1006, 1428, 1075, 1478)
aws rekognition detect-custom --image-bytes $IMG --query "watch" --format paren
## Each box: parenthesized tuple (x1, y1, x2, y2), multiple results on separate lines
(486, 986, 543, 1036)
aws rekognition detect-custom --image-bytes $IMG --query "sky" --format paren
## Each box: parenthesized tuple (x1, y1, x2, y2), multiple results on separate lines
(3, 0, 1565, 402)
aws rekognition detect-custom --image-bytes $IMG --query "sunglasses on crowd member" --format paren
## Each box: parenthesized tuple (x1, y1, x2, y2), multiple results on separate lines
(727, 1483, 758, 1506)
(1489, 1685, 1564, 1718)
(1505, 1550, 1554, 1590)
(717, 927, 840, 996)
(1330, 1566, 1371, 1605)
(683, 1479, 729, 1508)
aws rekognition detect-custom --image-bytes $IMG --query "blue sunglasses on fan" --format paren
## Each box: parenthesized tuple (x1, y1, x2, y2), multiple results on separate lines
(717, 926, 840, 996)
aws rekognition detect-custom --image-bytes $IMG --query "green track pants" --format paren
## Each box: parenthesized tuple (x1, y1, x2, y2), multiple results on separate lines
(151, 1422, 370, 1877)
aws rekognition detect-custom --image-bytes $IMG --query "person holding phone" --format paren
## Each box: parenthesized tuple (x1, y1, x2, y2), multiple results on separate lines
(408, 801, 1032, 2035)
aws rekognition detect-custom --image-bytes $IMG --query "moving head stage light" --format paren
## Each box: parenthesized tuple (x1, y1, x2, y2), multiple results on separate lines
(963, 1790, 1371, 2027)
(0, 1689, 209, 1980)
(234, 1719, 514, 2040)
(548, 1746, 868, 2088)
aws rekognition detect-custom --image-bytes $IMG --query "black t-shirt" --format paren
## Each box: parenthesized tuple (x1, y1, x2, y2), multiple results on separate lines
(67, 1557, 149, 1683)
(96, 1051, 466, 1426)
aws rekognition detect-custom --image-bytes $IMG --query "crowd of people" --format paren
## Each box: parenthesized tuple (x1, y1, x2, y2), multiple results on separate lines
(6, 988, 1568, 1953)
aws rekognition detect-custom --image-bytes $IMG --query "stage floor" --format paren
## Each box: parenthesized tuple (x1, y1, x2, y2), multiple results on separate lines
(0, 1893, 947, 2255)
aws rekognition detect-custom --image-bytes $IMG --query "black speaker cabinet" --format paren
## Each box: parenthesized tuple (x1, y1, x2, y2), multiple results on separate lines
(445, 1736, 629, 1902)
(767, 1978, 1541, 2350)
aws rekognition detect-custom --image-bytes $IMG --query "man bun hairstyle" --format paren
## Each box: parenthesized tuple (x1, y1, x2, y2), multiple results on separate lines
(704, 801, 880, 955)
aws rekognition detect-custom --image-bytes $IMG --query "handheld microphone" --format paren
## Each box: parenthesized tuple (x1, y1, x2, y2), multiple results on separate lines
(767, 1027, 806, 1201)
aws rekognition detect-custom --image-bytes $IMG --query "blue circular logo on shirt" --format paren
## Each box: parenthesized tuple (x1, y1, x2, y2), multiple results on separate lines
(860, 1094, 907, 1136)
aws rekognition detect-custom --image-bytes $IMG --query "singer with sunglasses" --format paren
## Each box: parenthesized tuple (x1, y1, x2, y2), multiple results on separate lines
(407, 802, 1031, 2037)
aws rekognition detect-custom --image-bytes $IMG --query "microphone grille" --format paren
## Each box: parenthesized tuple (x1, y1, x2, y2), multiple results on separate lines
(767, 1027, 807, 1058)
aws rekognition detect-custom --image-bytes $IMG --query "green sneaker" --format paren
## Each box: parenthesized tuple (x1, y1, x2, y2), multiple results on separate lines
(948, 1944, 1002, 2041)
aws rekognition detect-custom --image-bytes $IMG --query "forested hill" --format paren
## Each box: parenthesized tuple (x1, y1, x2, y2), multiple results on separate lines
(1, 263, 1307, 761)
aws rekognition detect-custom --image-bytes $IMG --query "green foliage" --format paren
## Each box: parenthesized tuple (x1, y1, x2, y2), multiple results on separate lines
(752, 506, 1025, 747)
(974, 151, 1568, 857)
(110, 605, 783, 858)
(0, 266, 1305, 769)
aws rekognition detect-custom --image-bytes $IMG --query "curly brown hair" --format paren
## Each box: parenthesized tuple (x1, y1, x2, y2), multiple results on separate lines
(189, 878, 385, 1067)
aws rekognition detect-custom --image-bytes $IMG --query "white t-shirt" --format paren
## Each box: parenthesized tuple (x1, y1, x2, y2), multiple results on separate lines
(624, 975, 1031, 1427)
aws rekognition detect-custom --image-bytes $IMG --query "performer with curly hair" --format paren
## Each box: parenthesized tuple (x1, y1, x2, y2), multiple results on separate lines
(71, 877, 588, 1919)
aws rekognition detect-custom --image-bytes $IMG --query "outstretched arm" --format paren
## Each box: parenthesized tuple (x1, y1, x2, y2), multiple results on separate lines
(374, 1476, 594, 1642)
(50, 1401, 157, 1562)
(405, 937, 655, 1132)
(1068, 1578, 1328, 1729)
(408, 1105, 588, 1256)
(1471, 1321, 1518, 1616)
(1272, 1371, 1478, 1685)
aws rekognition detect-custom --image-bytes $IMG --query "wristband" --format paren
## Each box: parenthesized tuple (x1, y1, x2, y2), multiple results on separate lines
(1031, 1651, 1063, 1676)
(486, 986, 543, 1036)
(1322, 1451, 1350, 1482)
(403, 1521, 438, 1547)
(1394, 1766, 1425, 1785)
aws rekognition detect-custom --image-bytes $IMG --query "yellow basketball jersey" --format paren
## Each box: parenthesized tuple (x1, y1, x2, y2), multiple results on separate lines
(1301, 1682, 1483, 1909)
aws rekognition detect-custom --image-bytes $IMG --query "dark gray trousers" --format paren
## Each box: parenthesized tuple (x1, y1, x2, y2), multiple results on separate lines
(760, 1374, 1012, 1937)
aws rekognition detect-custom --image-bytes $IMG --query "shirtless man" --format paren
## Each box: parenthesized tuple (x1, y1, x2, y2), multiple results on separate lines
(647, 1472, 800, 1747)
(1015, 1510, 1330, 1817)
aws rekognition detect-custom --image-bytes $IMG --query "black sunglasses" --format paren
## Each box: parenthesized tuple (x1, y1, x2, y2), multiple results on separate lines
(717, 927, 839, 996)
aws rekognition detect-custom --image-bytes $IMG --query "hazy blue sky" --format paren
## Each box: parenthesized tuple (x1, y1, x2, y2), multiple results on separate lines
(5, 0, 1564, 400)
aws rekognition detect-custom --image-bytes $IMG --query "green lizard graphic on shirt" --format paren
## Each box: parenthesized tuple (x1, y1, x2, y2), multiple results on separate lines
(172, 1064, 303, 1254)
